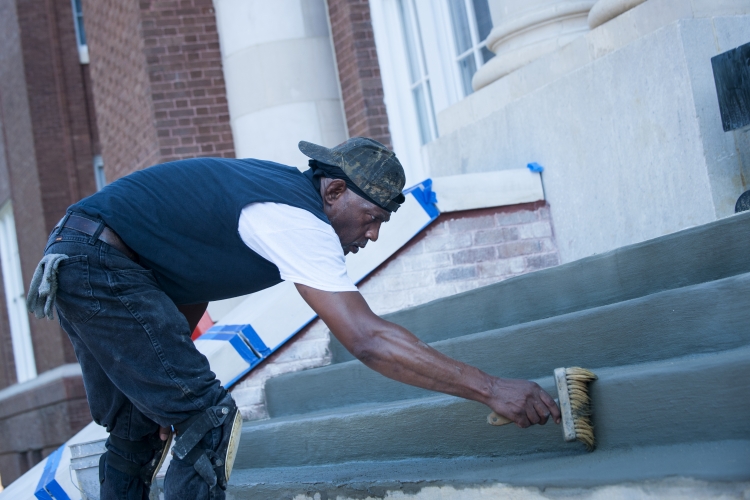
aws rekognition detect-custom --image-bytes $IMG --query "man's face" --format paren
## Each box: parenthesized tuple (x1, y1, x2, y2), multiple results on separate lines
(321, 179, 391, 255)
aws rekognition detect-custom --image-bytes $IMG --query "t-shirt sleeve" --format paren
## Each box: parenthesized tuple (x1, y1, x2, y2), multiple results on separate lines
(238, 202, 358, 292)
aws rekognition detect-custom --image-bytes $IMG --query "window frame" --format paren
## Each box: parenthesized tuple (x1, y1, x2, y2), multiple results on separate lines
(0, 202, 36, 383)
(70, 0, 89, 64)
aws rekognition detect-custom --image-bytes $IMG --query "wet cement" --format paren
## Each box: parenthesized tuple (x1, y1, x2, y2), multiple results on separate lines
(238, 346, 750, 469)
(226, 440, 750, 499)
(267, 272, 750, 418)
(330, 211, 750, 363)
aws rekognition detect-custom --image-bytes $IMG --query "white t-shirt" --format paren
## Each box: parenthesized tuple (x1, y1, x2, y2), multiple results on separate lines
(238, 203, 358, 292)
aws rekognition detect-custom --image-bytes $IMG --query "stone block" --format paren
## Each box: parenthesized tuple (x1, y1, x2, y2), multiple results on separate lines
(411, 283, 457, 306)
(400, 252, 452, 272)
(451, 247, 497, 265)
(497, 240, 544, 259)
(517, 221, 553, 239)
(526, 252, 561, 270)
(477, 259, 513, 278)
(494, 209, 540, 226)
(474, 227, 520, 245)
(422, 232, 472, 253)
(363, 291, 415, 316)
(374, 271, 435, 292)
(446, 214, 496, 233)
(435, 266, 478, 283)
(691, 0, 750, 18)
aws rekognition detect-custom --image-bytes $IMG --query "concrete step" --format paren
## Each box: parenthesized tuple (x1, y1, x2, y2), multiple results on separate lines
(237, 345, 750, 470)
(227, 439, 750, 499)
(330, 211, 750, 363)
(266, 272, 750, 418)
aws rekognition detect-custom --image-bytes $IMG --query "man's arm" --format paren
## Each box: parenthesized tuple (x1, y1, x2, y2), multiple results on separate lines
(295, 284, 561, 428)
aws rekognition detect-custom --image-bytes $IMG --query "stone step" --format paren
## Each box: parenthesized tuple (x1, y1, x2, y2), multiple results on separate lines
(227, 439, 750, 499)
(266, 272, 750, 418)
(330, 211, 750, 363)
(237, 345, 750, 470)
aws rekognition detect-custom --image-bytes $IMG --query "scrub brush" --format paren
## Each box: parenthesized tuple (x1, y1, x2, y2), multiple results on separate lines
(487, 367, 598, 451)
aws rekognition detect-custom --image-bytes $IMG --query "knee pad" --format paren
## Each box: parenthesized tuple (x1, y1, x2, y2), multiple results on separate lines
(100, 430, 173, 486)
(172, 394, 242, 490)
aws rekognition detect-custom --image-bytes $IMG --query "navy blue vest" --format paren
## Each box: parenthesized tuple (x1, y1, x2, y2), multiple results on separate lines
(71, 158, 329, 304)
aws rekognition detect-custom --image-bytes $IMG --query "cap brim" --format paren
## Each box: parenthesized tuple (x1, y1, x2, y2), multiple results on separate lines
(298, 141, 342, 167)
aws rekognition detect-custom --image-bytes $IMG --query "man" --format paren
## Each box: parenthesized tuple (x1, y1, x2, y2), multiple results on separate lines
(31, 138, 560, 499)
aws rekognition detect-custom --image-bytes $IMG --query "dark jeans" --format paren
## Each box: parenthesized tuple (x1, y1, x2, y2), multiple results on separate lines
(46, 225, 227, 499)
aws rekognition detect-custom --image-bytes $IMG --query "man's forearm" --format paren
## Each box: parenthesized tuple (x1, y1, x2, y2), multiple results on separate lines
(296, 285, 560, 427)
(354, 321, 495, 405)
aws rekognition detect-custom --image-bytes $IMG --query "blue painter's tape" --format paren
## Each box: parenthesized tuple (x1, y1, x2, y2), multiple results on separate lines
(239, 324, 272, 357)
(228, 333, 261, 364)
(204, 324, 270, 359)
(405, 179, 440, 219)
(34, 488, 54, 500)
(45, 480, 71, 500)
(34, 444, 70, 500)
(198, 332, 235, 341)
(527, 162, 544, 173)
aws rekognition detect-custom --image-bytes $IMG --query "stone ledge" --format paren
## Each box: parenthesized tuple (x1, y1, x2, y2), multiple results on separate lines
(439, 0, 750, 136)
(0, 364, 84, 420)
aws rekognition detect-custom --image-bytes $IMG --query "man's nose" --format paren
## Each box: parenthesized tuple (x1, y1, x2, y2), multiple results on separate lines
(366, 223, 381, 242)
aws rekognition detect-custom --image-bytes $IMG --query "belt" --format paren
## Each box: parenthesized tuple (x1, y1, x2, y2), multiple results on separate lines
(54, 214, 139, 262)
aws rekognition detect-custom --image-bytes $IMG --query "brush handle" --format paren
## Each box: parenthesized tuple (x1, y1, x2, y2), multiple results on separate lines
(487, 412, 513, 426)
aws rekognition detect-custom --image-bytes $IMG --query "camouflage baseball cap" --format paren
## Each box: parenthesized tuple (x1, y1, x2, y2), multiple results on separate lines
(298, 137, 406, 212)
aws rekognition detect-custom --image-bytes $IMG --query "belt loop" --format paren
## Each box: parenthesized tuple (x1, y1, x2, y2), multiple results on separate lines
(89, 220, 105, 245)
(55, 213, 71, 236)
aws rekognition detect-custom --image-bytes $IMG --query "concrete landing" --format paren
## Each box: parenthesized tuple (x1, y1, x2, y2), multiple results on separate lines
(227, 440, 750, 499)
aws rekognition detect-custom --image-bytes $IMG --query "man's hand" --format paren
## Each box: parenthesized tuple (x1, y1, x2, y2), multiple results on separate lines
(486, 378, 560, 428)
(295, 284, 560, 428)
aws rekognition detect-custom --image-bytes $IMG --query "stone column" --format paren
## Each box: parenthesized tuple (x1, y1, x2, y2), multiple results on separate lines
(213, 0, 348, 168)
(472, 0, 596, 91)
(587, 0, 648, 29)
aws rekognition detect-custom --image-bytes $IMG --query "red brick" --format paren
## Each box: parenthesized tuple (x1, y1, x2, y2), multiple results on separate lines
(83, 0, 234, 180)
(327, 0, 392, 147)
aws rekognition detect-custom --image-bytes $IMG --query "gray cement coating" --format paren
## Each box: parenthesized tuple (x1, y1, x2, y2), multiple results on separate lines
(226, 440, 750, 499)
(267, 272, 750, 417)
(237, 346, 750, 469)
(330, 211, 750, 363)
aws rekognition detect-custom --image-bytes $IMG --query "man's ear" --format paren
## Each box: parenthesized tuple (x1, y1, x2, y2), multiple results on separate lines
(322, 178, 348, 205)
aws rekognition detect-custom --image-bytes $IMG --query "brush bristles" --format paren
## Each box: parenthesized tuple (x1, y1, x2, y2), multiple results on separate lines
(565, 367, 598, 451)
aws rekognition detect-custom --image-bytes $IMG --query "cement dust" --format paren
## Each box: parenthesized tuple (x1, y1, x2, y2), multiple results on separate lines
(292, 479, 750, 500)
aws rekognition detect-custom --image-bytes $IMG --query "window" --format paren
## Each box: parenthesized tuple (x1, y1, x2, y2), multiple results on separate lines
(71, 0, 89, 64)
(370, 0, 494, 181)
(0, 203, 36, 383)
(397, 0, 438, 146)
(447, 0, 494, 97)
(93, 155, 106, 191)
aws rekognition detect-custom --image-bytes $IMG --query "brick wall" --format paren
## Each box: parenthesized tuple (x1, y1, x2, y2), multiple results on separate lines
(0, 0, 104, 484)
(1, 0, 99, 375)
(327, 0, 391, 146)
(83, 0, 234, 181)
(231, 202, 559, 420)
(82, 0, 160, 181)
(139, 0, 234, 162)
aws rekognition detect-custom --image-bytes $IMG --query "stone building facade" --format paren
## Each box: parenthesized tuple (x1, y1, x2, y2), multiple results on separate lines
(8, 0, 744, 490)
